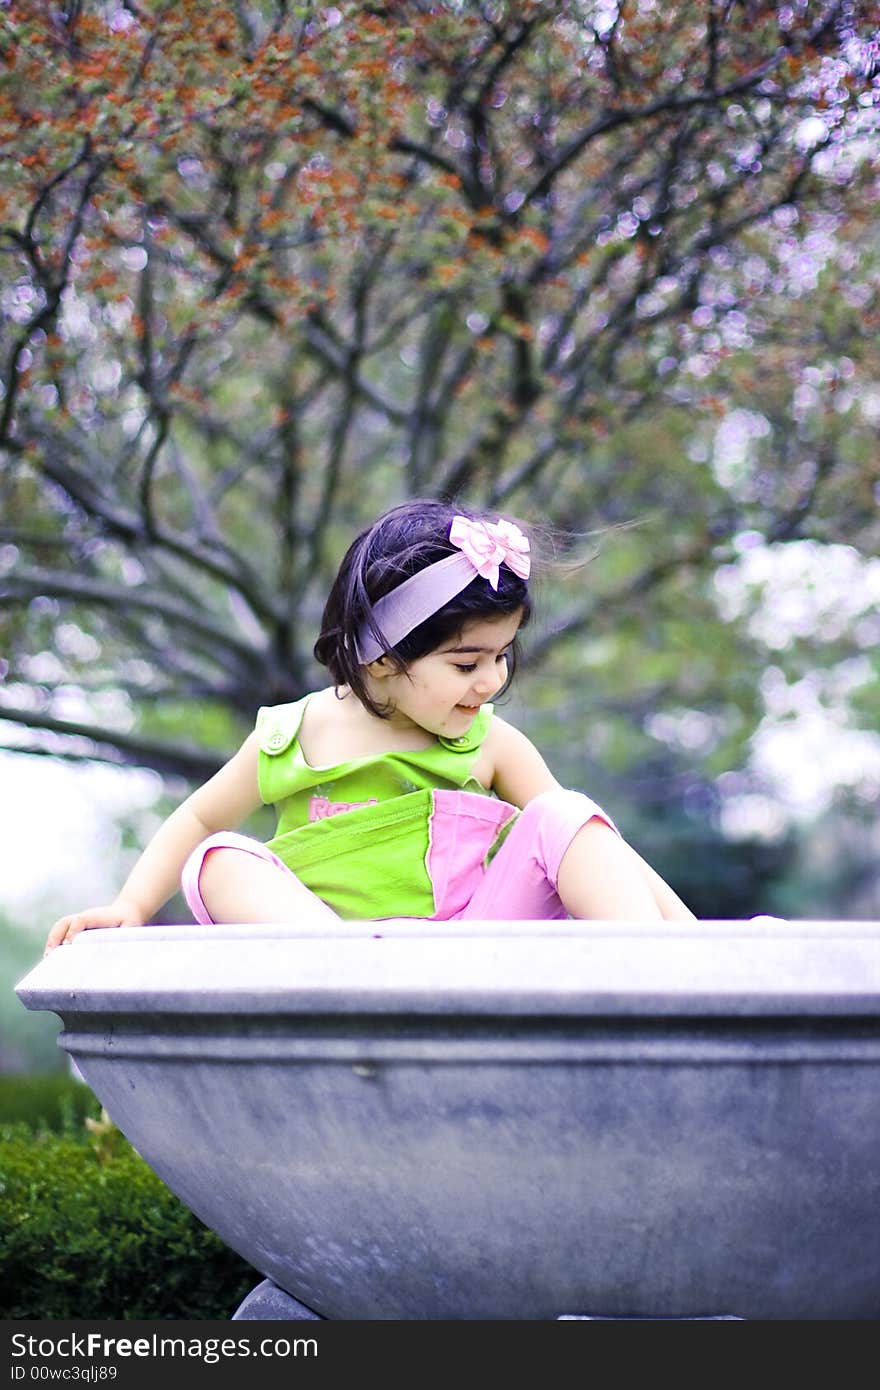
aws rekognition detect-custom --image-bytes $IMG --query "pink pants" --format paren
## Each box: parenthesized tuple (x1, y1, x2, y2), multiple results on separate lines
(181, 789, 617, 925)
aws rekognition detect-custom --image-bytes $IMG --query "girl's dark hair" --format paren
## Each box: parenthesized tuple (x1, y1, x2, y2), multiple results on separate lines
(314, 499, 532, 717)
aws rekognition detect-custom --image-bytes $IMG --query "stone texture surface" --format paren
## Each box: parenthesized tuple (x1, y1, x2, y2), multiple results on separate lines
(232, 1279, 322, 1320)
(17, 920, 880, 1320)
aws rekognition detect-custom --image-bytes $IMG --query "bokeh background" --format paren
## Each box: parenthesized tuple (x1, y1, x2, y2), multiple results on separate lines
(2, 1, 879, 1074)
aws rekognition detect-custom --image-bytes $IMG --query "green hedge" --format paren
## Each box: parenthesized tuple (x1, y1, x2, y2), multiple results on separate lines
(0, 1073, 101, 1131)
(0, 1088, 257, 1319)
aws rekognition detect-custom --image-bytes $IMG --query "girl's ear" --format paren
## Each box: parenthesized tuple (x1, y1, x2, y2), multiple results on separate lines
(365, 655, 394, 680)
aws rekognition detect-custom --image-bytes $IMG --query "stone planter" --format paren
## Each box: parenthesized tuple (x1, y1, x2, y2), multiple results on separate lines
(16, 919, 880, 1320)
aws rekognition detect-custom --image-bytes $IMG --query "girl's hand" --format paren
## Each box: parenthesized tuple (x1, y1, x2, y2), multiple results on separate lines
(44, 899, 146, 954)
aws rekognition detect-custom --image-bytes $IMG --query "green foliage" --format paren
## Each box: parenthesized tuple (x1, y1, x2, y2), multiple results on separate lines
(0, 1073, 100, 1131)
(624, 796, 797, 922)
(0, 1103, 256, 1319)
(770, 801, 880, 922)
(0, 917, 65, 1074)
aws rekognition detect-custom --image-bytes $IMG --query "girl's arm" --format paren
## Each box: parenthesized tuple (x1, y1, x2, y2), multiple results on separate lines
(45, 732, 263, 950)
(484, 716, 563, 806)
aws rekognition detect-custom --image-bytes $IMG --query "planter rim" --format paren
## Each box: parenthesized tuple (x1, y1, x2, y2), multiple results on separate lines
(16, 919, 880, 1018)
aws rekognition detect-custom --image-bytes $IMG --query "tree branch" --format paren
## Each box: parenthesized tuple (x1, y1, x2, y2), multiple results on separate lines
(0, 706, 224, 780)
(2, 566, 265, 664)
(525, 6, 847, 205)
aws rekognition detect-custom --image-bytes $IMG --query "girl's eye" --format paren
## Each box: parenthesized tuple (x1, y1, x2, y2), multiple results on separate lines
(453, 652, 509, 674)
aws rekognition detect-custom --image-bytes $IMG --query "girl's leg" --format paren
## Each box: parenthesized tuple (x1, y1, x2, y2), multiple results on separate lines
(181, 832, 340, 927)
(459, 790, 688, 922)
(555, 820, 665, 920)
(627, 846, 696, 921)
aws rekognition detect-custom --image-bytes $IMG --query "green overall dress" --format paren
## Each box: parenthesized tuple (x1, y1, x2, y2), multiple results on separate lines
(256, 696, 517, 920)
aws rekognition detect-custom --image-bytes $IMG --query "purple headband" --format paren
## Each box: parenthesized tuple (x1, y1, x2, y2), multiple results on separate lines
(356, 515, 531, 664)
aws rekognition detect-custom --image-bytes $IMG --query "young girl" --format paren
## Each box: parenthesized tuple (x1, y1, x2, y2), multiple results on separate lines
(46, 500, 694, 950)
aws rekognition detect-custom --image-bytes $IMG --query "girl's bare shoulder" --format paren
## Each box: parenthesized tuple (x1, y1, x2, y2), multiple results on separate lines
(297, 686, 408, 765)
(296, 686, 352, 762)
(479, 712, 561, 807)
(298, 686, 343, 731)
(479, 711, 536, 761)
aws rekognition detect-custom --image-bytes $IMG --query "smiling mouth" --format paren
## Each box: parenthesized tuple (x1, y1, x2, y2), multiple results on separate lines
(457, 703, 480, 713)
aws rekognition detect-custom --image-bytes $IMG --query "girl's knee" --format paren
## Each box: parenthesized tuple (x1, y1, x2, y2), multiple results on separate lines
(181, 832, 278, 924)
(184, 832, 258, 882)
(516, 790, 619, 889)
(519, 788, 607, 830)
(196, 843, 237, 894)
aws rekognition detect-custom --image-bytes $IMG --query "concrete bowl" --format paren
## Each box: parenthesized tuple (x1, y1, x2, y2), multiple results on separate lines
(16, 919, 880, 1320)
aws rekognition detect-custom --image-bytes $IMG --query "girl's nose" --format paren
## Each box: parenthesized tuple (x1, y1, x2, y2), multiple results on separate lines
(474, 667, 503, 697)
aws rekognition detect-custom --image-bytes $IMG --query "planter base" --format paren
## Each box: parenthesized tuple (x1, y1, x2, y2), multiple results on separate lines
(232, 1279, 322, 1320)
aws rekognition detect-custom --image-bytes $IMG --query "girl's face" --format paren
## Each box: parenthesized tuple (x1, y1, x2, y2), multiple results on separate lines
(367, 609, 523, 738)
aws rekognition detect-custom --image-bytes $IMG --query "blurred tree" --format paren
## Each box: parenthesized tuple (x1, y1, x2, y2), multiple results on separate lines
(0, 0, 878, 780)
(1, 915, 63, 1072)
